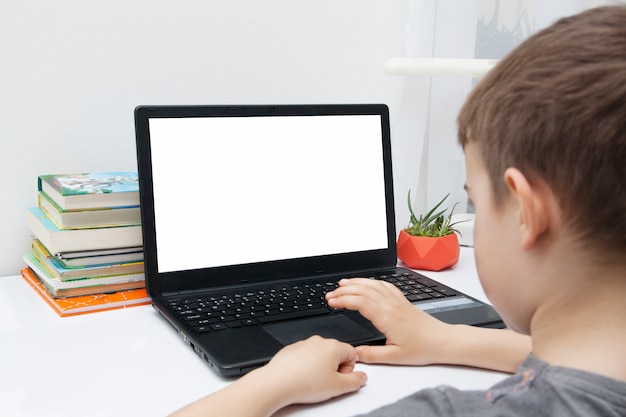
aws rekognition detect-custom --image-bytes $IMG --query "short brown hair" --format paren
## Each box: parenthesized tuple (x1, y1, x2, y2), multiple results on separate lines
(457, 6, 626, 259)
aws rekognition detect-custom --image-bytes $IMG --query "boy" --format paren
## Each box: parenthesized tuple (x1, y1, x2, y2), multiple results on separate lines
(171, 6, 626, 416)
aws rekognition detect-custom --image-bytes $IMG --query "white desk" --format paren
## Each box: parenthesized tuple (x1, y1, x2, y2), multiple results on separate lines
(0, 248, 507, 417)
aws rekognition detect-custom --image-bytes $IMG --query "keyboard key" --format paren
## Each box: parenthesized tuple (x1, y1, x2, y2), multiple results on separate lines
(407, 293, 433, 301)
(196, 326, 212, 333)
(431, 287, 457, 296)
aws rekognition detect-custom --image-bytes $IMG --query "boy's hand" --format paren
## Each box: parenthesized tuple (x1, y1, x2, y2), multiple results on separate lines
(256, 335, 368, 408)
(326, 278, 451, 366)
(170, 336, 367, 417)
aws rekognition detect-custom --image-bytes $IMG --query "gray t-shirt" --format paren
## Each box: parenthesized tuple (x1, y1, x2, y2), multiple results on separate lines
(357, 354, 626, 417)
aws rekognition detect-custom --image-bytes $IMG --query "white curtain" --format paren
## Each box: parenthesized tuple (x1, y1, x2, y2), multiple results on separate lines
(392, 0, 603, 228)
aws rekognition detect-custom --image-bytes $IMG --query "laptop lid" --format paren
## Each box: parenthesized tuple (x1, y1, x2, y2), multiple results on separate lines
(135, 104, 396, 297)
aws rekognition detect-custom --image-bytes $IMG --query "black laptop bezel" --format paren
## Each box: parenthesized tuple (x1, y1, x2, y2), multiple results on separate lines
(134, 104, 396, 297)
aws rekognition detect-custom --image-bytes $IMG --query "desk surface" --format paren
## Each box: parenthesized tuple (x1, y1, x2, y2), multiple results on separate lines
(0, 248, 507, 417)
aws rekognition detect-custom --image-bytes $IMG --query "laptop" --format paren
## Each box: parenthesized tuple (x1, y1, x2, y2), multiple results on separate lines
(134, 104, 503, 377)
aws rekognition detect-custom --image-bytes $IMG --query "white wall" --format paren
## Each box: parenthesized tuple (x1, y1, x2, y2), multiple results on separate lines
(2, 0, 619, 276)
(0, 0, 409, 275)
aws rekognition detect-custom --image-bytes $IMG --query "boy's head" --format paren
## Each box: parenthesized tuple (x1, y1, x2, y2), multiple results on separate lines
(457, 6, 626, 263)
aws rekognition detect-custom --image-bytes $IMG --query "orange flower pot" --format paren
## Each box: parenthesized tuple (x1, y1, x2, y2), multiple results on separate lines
(396, 230, 460, 271)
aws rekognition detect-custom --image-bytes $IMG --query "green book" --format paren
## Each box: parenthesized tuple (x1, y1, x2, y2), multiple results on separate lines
(38, 172, 139, 210)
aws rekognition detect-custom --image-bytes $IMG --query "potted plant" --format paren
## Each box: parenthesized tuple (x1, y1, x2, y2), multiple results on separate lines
(397, 191, 463, 271)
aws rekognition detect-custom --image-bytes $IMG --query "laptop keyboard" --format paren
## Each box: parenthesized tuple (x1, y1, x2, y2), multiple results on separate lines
(166, 270, 458, 334)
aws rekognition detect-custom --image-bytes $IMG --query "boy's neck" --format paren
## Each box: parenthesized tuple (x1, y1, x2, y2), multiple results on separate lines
(529, 255, 626, 382)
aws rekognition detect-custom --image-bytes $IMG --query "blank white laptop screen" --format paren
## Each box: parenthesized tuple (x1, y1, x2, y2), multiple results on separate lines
(148, 114, 389, 273)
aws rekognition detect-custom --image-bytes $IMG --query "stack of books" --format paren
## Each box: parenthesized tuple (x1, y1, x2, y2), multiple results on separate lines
(22, 172, 150, 316)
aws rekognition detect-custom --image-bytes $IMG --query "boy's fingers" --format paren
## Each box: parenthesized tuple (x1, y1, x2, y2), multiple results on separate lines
(334, 339, 359, 367)
(327, 279, 393, 305)
(326, 282, 407, 321)
(355, 345, 402, 365)
(310, 371, 366, 404)
(333, 343, 368, 390)
(339, 277, 399, 294)
(326, 293, 366, 310)
(330, 278, 406, 303)
(340, 370, 368, 390)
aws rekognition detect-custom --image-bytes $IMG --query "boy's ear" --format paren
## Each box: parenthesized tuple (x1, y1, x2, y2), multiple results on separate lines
(503, 168, 551, 250)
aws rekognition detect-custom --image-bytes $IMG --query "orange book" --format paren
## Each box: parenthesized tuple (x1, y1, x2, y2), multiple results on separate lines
(21, 267, 151, 317)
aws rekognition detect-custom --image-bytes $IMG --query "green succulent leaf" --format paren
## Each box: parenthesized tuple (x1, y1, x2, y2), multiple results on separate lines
(403, 191, 464, 238)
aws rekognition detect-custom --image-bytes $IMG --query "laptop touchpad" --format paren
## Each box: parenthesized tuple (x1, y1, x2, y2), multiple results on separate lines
(263, 314, 376, 346)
